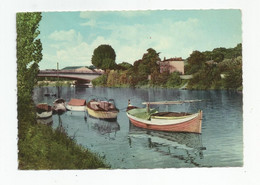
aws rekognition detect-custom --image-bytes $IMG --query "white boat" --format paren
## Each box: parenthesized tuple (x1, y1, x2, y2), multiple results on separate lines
(66, 98, 87, 111)
(52, 98, 66, 114)
(36, 103, 53, 119)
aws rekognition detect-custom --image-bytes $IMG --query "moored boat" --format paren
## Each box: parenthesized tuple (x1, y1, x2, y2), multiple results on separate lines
(126, 100, 203, 134)
(36, 116, 53, 125)
(66, 98, 86, 111)
(36, 103, 53, 119)
(86, 99, 119, 120)
(52, 98, 66, 114)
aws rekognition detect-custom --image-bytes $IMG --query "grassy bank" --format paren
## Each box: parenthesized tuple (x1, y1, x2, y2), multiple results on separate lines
(19, 117, 110, 169)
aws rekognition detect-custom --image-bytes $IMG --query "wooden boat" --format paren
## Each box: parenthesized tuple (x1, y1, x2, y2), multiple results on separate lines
(126, 100, 203, 134)
(36, 103, 53, 119)
(86, 99, 119, 120)
(66, 98, 86, 111)
(52, 98, 66, 114)
(36, 116, 53, 125)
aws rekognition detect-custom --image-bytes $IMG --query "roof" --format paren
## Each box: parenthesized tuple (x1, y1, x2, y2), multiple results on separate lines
(68, 99, 86, 106)
(75, 67, 94, 73)
(161, 57, 184, 62)
(62, 66, 85, 70)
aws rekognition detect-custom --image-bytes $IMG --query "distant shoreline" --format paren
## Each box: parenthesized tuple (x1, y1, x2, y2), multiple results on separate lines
(36, 79, 242, 92)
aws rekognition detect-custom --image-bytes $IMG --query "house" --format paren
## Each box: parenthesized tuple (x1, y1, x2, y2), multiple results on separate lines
(159, 57, 185, 74)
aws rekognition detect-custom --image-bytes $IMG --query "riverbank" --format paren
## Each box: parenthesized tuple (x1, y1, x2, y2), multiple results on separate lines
(18, 103, 110, 169)
(92, 82, 242, 91)
(19, 121, 110, 169)
(37, 80, 74, 87)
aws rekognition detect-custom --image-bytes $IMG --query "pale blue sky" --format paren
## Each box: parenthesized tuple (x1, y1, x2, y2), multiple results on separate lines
(39, 10, 242, 69)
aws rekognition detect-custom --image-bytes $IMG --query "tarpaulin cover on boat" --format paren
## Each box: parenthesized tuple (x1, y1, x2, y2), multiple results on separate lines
(128, 108, 158, 120)
(68, 99, 86, 106)
(37, 103, 51, 111)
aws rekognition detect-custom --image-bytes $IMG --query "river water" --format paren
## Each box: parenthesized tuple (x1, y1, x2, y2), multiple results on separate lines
(33, 86, 243, 168)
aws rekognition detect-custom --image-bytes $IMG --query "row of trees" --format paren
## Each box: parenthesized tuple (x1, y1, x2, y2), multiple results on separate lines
(92, 44, 242, 90)
(92, 47, 183, 88)
(186, 44, 242, 90)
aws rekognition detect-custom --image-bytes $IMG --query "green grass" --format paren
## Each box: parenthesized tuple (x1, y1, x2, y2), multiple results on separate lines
(18, 122, 110, 169)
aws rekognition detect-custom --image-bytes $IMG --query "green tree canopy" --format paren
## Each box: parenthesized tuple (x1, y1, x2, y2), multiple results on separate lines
(117, 62, 132, 70)
(185, 50, 206, 74)
(17, 12, 42, 115)
(91, 44, 116, 70)
(17, 12, 43, 158)
(133, 48, 160, 76)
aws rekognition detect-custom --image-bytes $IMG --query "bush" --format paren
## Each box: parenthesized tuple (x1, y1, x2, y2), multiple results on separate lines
(166, 72, 182, 88)
(92, 74, 108, 86)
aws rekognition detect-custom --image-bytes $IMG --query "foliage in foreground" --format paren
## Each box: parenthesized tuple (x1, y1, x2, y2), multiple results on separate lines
(19, 122, 109, 169)
(17, 12, 109, 169)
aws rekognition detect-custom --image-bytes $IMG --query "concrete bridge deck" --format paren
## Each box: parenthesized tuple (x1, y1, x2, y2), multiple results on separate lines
(38, 70, 102, 82)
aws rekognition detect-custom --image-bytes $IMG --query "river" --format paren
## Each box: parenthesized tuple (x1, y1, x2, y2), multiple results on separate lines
(33, 86, 243, 168)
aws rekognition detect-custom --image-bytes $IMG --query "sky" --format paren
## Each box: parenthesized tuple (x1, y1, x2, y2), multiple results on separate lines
(38, 10, 242, 69)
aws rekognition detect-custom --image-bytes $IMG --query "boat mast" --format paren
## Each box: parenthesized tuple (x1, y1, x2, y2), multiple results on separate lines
(146, 102, 150, 114)
(57, 62, 60, 98)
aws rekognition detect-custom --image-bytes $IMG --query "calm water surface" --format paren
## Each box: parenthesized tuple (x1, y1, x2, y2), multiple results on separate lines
(33, 87, 243, 168)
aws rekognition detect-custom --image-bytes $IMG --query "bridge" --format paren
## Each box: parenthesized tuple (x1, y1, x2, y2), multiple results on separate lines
(38, 70, 103, 84)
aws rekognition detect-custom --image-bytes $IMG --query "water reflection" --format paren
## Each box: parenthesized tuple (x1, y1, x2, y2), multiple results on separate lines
(56, 115, 66, 134)
(36, 117, 53, 125)
(128, 122, 205, 167)
(87, 116, 120, 138)
(33, 87, 243, 168)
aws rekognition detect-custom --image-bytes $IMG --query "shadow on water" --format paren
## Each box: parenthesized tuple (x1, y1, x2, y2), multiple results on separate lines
(86, 116, 120, 139)
(128, 122, 206, 167)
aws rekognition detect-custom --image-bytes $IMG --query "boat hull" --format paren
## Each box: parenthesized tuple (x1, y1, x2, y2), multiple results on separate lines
(36, 111, 53, 119)
(127, 110, 202, 133)
(66, 104, 86, 111)
(87, 106, 118, 119)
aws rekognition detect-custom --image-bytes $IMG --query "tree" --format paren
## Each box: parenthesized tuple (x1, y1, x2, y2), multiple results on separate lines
(141, 48, 160, 74)
(17, 12, 42, 164)
(166, 72, 182, 88)
(17, 12, 42, 120)
(185, 50, 206, 74)
(117, 62, 132, 70)
(91, 44, 116, 70)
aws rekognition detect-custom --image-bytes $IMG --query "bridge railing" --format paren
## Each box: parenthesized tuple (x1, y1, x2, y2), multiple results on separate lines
(39, 70, 103, 75)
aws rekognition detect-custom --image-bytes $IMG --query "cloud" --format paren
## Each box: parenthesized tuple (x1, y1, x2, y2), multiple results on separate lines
(103, 18, 201, 61)
(80, 19, 97, 27)
(80, 11, 100, 19)
(49, 29, 83, 42)
(40, 17, 203, 69)
(80, 10, 151, 19)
